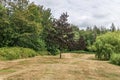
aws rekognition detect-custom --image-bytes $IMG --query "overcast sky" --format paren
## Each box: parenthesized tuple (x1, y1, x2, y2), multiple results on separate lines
(30, 0, 120, 29)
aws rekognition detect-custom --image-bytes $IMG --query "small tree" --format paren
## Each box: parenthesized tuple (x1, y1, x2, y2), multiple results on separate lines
(53, 12, 74, 58)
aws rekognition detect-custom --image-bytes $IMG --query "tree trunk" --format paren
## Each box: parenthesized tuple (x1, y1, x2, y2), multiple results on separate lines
(60, 52, 62, 59)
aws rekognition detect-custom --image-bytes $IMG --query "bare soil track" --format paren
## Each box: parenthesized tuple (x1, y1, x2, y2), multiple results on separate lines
(0, 53, 120, 80)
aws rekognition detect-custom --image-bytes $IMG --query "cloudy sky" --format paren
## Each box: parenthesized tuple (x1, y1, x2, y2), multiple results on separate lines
(30, 0, 120, 29)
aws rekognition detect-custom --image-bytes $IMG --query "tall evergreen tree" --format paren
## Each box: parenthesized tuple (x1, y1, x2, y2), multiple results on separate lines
(110, 23, 116, 32)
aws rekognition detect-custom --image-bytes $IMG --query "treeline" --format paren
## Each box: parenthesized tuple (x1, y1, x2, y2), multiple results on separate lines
(71, 23, 119, 50)
(0, 0, 119, 56)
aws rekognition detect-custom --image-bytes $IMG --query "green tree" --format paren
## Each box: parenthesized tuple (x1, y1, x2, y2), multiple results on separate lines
(90, 32, 120, 60)
(9, 3, 45, 51)
(71, 24, 80, 41)
(52, 12, 74, 58)
(0, 4, 12, 47)
(77, 36, 86, 50)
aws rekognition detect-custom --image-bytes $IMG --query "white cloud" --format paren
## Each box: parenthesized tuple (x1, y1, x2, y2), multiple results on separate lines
(30, 0, 120, 29)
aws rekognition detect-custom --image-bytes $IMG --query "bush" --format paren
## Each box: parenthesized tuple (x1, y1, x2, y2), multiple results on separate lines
(90, 32, 120, 60)
(0, 47, 38, 60)
(95, 42, 114, 60)
(110, 53, 120, 65)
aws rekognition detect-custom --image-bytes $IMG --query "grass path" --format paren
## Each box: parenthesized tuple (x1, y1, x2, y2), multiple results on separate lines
(0, 53, 120, 80)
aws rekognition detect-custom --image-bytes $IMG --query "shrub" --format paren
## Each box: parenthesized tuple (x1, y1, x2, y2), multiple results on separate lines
(95, 42, 114, 60)
(90, 32, 120, 60)
(110, 53, 120, 65)
(0, 47, 38, 60)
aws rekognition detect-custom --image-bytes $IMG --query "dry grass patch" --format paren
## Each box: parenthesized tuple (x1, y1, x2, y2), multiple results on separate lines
(0, 53, 119, 80)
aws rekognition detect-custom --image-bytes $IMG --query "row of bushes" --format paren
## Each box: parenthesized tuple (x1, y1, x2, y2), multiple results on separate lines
(0, 47, 38, 60)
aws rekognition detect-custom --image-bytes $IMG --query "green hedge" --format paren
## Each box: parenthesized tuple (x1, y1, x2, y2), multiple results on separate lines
(110, 53, 120, 65)
(0, 47, 38, 60)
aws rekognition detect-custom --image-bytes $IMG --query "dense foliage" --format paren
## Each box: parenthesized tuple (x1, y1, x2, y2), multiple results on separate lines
(110, 53, 120, 65)
(0, 1, 48, 51)
(0, 47, 37, 60)
(90, 32, 120, 60)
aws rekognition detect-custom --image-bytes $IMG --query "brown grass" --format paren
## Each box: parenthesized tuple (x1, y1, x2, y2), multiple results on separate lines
(0, 53, 119, 80)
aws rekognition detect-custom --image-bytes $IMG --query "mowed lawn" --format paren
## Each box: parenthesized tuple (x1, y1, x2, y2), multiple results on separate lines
(0, 53, 120, 80)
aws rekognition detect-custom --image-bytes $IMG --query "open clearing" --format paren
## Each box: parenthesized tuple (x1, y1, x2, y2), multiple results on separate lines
(0, 53, 120, 80)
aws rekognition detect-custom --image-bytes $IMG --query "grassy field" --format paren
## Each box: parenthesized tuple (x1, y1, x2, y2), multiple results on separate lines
(0, 53, 120, 80)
